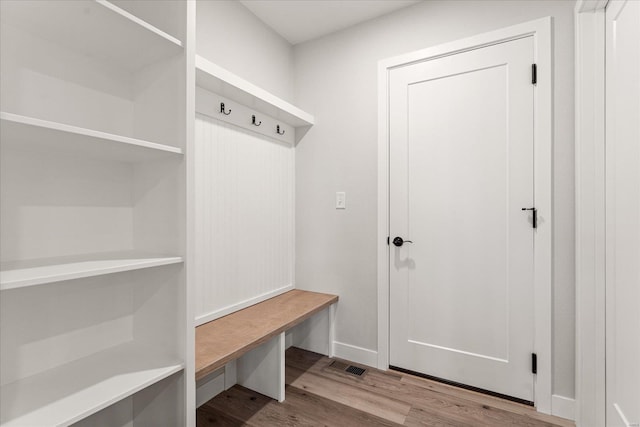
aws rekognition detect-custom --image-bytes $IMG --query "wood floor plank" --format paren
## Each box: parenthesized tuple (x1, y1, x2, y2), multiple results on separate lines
(400, 374, 574, 427)
(404, 406, 474, 427)
(400, 373, 534, 413)
(202, 385, 320, 426)
(197, 404, 244, 427)
(282, 385, 402, 427)
(333, 371, 546, 426)
(286, 366, 411, 424)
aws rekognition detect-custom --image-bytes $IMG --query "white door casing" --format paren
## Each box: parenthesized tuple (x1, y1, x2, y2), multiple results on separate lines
(378, 18, 552, 412)
(389, 36, 535, 402)
(605, 1, 640, 425)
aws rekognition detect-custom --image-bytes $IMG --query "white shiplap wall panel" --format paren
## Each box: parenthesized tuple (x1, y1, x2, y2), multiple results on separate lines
(195, 115, 293, 324)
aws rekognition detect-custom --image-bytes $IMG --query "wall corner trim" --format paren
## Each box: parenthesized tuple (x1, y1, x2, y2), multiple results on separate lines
(574, 1, 607, 426)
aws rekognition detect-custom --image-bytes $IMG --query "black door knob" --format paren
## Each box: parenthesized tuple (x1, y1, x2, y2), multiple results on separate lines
(393, 237, 413, 247)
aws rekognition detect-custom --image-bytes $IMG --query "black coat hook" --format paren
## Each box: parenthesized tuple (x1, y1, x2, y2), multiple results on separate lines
(252, 115, 262, 126)
(276, 125, 285, 135)
(220, 102, 231, 115)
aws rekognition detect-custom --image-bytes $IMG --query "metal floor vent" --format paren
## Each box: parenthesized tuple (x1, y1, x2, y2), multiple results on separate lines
(345, 365, 366, 376)
(329, 360, 366, 377)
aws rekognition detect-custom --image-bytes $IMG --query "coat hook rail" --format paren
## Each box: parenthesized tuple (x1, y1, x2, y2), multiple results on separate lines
(220, 102, 231, 115)
(252, 115, 262, 126)
(276, 125, 285, 135)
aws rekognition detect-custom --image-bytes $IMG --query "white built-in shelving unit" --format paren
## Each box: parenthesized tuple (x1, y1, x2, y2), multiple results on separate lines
(1, 0, 314, 424)
(0, 0, 195, 425)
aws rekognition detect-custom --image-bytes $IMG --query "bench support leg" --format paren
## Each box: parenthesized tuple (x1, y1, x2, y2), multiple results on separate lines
(224, 360, 237, 390)
(237, 332, 285, 402)
(329, 303, 336, 358)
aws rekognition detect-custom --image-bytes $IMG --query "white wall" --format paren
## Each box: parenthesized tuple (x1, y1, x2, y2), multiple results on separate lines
(196, 0, 294, 103)
(293, 0, 575, 399)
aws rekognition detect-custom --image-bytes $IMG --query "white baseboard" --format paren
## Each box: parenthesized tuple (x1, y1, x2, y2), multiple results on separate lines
(552, 394, 576, 421)
(332, 341, 378, 368)
(195, 284, 294, 326)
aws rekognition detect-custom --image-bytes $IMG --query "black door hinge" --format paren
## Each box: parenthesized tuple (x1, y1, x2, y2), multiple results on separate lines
(531, 64, 537, 85)
(387, 236, 390, 245)
(522, 207, 537, 229)
(532, 353, 537, 374)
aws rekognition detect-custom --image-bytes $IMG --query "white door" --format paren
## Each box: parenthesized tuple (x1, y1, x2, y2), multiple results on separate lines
(389, 36, 536, 402)
(605, 1, 640, 425)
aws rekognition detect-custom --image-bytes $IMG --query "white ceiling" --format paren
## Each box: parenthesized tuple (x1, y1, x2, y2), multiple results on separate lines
(239, 0, 422, 45)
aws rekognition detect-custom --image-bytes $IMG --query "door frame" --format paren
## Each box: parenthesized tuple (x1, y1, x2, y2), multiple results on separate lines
(377, 17, 553, 413)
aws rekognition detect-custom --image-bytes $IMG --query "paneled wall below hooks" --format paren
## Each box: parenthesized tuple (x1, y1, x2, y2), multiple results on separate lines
(196, 87, 295, 145)
(193, 114, 294, 326)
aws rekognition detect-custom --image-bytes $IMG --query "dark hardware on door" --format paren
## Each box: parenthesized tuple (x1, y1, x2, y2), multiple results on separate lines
(531, 353, 537, 374)
(531, 63, 537, 85)
(252, 115, 262, 126)
(522, 207, 537, 228)
(392, 237, 413, 247)
(220, 102, 231, 115)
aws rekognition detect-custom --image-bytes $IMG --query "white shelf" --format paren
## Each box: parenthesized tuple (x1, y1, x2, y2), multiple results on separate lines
(0, 0, 182, 73)
(195, 55, 315, 128)
(0, 112, 183, 162)
(0, 342, 184, 427)
(0, 253, 184, 291)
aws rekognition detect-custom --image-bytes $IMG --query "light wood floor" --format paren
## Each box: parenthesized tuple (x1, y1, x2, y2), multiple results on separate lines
(197, 347, 575, 427)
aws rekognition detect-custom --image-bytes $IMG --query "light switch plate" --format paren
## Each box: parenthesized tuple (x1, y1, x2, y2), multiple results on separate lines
(336, 192, 346, 209)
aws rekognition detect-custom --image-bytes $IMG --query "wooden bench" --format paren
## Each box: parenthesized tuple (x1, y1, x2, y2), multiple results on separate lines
(195, 289, 338, 404)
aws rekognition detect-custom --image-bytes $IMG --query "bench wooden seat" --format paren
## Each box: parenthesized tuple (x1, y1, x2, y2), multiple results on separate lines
(196, 289, 338, 381)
